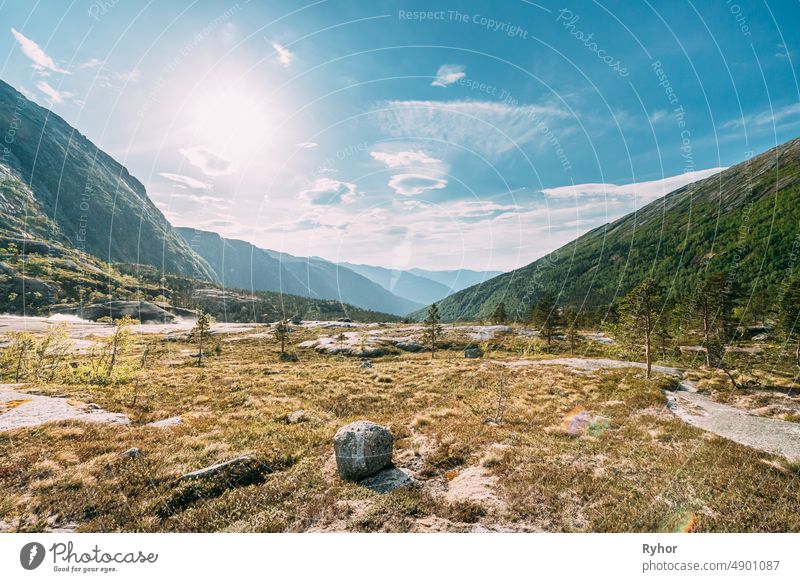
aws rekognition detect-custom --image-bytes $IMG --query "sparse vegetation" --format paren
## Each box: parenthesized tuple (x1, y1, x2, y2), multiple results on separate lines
(0, 321, 799, 534)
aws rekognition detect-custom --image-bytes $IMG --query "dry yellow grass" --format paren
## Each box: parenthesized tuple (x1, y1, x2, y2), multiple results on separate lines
(0, 324, 798, 532)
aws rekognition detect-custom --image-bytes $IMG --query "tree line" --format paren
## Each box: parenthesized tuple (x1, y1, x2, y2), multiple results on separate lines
(484, 272, 800, 379)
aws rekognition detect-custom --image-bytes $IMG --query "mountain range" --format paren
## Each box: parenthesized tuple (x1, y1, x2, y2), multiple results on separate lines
(0, 79, 499, 317)
(427, 137, 800, 322)
(176, 227, 424, 315)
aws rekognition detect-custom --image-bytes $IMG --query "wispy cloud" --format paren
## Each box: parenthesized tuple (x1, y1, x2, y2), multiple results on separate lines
(179, 146, 237, 177)
(35, 80, 72, 104)
(431, 64, 465, 87)
(648, 109, 668, 124)
(271, 41, 294, 67)
(373, 99, 570, 157)
(79, 58, 105, 70)
(11, 28, 68, 74)
(388, 173, 448, 196)
(116, 68, 141, 83)
(723, 102, 800, 130)
(370, 150, 441, 168)
(300, 177, 360, 205)
(541, 167, 726, 202)
(296, 141, 318, 149)
(158, 172, 213, 190)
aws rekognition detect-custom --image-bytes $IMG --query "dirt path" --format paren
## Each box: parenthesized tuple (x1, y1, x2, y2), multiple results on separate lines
(0, 386, 129, 431)
(497, 357, 800, 460)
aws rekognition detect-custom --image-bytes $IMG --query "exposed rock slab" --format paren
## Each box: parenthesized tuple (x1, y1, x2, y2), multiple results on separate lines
(0, 387, 129, 431)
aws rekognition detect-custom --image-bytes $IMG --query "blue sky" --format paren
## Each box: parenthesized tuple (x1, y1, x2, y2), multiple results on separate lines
(1, 0, 798, 271)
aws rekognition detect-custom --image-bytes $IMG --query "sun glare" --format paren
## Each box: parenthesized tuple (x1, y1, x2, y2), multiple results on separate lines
(185, 81, 275, 165)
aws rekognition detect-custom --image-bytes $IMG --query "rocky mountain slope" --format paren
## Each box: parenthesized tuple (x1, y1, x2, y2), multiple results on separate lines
(0, 79, 214, 280)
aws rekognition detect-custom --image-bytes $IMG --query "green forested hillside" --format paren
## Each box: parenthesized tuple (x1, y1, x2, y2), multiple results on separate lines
(426, 137, 800, 322)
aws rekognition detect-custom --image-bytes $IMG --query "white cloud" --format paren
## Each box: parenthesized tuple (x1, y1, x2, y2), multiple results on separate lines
(116, 68, 141, 83)
(431, 64, 465, 87)
(271, 41, 294, 67)
(179, 146, 237, 177)
(388, 173, 448, 196)
(370, 150, 441, 168)
(79, 58, 105, 70)
(296, 142, 318, 149)
(541, 167, 726, 202)
(35, 80, 71, 104)
(374, 99, 570, 157)
(169, 192, 228, 205)
(11, 28, 68, 74)
(649, 109, 668, 124)
(723, 102, 800, 130)
(158, 172, 213, 190)
(300, 177, 360, 205)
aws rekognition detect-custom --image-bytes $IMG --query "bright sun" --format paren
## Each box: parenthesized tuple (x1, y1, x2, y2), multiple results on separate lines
(185, 81, 275, 167)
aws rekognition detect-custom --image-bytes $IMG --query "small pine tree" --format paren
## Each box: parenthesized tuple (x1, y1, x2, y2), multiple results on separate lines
(619, 278, 663, 379)
(336, 332, 347, 350)
(694, 272, 738, 367)
(422, 303, 444, 359)
(780, 277, 800, 365)
(274, 319, 290, 355)
(529, 292, 562, 352)
(192, 312, 214, 367)
(562, 307, 580, 354)
(490, 302, 508, 324)
(652, 303, 677, 362)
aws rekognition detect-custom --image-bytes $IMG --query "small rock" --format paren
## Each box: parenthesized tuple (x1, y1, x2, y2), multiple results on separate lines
(396, 341, 424, 352)
(178, 455, 267, 482)
(357, 347, 391, 358)
(464, 345, 483, 359)
(333, 420, 393, 481)
(360, 359, 372, 369)
(147, 416, 183, 428)
(360, 466, 413, 493)
(287, 410, 307, 424)
(279, 352, 299, 362)
(121, 447, 140, 458)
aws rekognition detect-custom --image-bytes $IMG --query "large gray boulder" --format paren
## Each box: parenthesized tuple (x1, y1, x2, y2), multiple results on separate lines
(333, 420, 393, 481)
